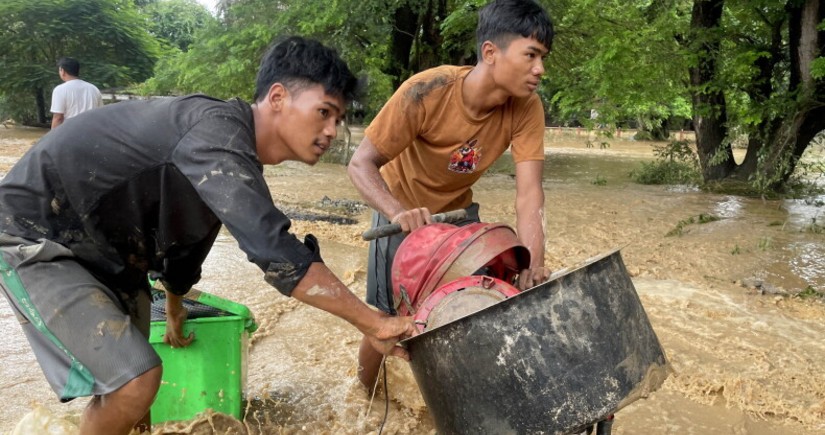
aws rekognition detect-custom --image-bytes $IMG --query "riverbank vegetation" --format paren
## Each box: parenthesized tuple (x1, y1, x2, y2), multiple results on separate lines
(1, 0, 824, 194)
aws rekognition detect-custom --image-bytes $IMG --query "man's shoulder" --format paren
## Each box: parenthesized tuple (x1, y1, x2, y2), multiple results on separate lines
(52, 81, 70, 93)
(169, 95, 253, 127)
(171, 94, 242, 111)
(80, 80, 101, 92)
(60, 79, 98, 92)
(400, 65, 470, 102)
(405, 65, 469, 87)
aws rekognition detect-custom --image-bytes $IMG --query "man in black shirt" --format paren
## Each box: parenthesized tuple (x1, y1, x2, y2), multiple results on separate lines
(0, 36, 414, 435)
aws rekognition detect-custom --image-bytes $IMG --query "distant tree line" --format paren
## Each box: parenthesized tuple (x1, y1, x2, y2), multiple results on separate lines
(0, 0, 823, 190)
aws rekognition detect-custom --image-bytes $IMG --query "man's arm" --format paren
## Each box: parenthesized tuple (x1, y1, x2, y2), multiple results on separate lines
(514, 159, 550, 289)
(50, 85, 65, 128)
(347, 136, 432, 232)
(162, 291, 195, 348)
(290, 262, 416, 358)
(51, 113, 65, 129)
(159, 262, 416, 356)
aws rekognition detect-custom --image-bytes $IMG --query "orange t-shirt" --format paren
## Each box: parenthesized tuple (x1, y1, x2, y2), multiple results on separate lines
(365, 65, 545, 213)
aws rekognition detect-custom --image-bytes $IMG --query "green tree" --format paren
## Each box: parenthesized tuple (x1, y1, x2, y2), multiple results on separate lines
(143, 0, 216, 52)
(146, 0, 482, 118)
(0, 0, 161, 125)
(686, 0, 825, 189)
(546, 0, 824, 190)
(546, 0, 692, 134)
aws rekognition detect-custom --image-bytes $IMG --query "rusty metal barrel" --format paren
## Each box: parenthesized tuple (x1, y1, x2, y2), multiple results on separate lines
(404, 249, 670, 434)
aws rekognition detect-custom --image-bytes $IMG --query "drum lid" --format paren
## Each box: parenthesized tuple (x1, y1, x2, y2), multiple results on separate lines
(413, 275, 520, 332)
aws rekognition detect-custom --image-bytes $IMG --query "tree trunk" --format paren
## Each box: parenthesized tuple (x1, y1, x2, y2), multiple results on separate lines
(689, 0, 736, 181)
(412, 0, 447, 72)
(650, 118, 671, 141)
(755, 0, 824, 188)
(388, 3, 419, 89)
(35, 87, 47, 125)
(736, 14, 785, 178)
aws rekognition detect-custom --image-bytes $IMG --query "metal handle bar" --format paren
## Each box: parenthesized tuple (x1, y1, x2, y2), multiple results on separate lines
(361, 209, 469, 241)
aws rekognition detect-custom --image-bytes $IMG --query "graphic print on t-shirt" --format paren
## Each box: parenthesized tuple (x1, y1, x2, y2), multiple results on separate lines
(448, 139, 481, 174)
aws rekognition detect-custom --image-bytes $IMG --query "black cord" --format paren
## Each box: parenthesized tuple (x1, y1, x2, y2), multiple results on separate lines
(378, 358, 389, 435)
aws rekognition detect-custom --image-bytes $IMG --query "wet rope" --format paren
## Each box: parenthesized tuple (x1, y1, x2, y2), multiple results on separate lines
(365, 355, 389, 435)
(378, 357, 389, 435)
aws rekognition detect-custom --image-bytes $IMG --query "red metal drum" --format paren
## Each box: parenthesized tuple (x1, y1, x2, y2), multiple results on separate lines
(412, 275, 520, 333)
(391, 222, 530, 320)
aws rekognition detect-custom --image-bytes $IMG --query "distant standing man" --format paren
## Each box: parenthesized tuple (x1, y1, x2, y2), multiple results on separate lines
(347, 0, 554, 391)
(50, 57, 103, 128)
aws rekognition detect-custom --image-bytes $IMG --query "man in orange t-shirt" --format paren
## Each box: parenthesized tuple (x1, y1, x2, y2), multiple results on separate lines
(347, 0, 554, 391)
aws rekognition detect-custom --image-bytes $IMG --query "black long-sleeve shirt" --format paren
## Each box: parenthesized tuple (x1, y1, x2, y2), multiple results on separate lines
(0, 95, 319, 296)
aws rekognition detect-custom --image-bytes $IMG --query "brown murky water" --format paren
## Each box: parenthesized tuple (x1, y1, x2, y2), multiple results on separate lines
(1, 125, 823, 434)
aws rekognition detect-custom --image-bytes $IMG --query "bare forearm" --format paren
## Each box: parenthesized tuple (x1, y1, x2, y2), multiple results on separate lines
(51, 114, 64, 129)
(516, 193, 546, 269)
(290, 262, 382, 335)
(514, 160, 547, 269)
(347, 163, 404, 219)
(163, 290, 194, 347)
(291, 263, 415, 359)
(164, 290, 185, 315)
(347, 137, 406, 219)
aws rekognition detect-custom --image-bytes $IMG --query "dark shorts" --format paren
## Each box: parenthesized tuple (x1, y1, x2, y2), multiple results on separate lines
(366, 203, 481, 314)
(0, 234, 161, 402)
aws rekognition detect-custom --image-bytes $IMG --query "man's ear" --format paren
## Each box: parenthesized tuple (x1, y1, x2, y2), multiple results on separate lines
(266, 83, 288, 111)
(480, 40, 498, 64)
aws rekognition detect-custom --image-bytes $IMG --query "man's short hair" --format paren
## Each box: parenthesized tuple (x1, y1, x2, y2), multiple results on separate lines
(476, 0, 555, 54)
(57, 57, 80, 76)
(254, 36, 359, 104)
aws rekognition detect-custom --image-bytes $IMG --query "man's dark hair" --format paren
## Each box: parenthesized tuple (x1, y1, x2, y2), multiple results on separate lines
(476, 0, 554, 54)
(254, 36, 359, 103)
(57, 57, 80, 76)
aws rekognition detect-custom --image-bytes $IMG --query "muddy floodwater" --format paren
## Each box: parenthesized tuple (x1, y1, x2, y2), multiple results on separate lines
(1, 125, 824, 434)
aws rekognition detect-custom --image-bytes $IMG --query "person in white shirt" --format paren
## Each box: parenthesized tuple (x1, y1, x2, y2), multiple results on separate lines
(50, 57, 103, 128)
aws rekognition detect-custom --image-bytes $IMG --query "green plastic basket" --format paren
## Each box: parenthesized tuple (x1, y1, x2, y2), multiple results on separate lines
(148, 289, 257, 424)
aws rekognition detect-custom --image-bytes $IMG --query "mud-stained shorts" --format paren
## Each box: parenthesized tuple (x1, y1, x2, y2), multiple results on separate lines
(366, 203, 481, 314)
(0, 234, 161, 402)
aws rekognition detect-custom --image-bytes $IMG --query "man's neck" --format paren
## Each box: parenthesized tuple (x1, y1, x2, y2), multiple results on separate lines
(462, 66, 508, 118)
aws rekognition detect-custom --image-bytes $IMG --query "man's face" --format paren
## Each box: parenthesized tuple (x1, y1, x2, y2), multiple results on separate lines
(269, 84, 345, 165)
(491, 36, 549, 98)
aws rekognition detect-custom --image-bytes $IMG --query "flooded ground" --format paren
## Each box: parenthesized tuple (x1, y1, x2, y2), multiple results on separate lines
(1, 125, 824, 434)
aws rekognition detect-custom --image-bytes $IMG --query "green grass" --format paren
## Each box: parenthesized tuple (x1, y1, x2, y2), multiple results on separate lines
(631, 160, 701, 185)
(797, 286, 824, 300)
(631, 140, 701, 185)
(666, 213, 722, 237)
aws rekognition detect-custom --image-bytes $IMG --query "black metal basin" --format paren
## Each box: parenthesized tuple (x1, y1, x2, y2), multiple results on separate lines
(404, 249, 670, 434)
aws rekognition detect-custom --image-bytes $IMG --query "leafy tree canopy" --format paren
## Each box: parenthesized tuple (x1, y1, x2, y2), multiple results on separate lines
(142, 0, 217, 52)
(0, 0, 161, 123)
(0, 0, 161, 91)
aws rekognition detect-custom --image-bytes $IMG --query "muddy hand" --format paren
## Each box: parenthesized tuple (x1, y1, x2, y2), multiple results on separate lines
(163, 296, 195, 348)
(367, 315, 416, 361)
(517, 266, 552, 290)
(391, 207, 432, 233)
